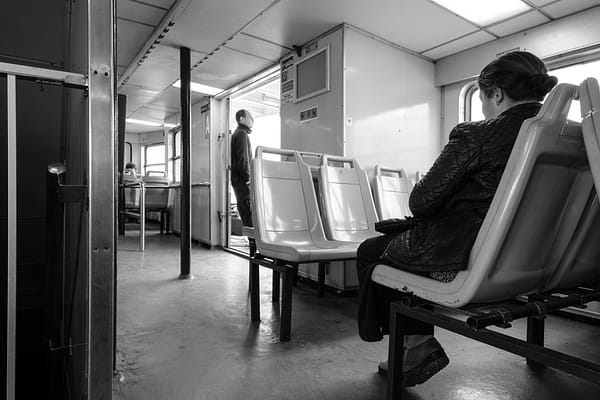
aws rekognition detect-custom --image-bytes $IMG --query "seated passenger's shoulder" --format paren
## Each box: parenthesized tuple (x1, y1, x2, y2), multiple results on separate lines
(450, 120, 489, 140)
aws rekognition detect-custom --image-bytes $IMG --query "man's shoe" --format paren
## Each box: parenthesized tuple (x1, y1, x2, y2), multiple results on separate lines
(376, 338, 449, 386)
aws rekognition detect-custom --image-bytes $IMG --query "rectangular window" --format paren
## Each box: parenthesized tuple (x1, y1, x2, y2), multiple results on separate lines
(466, 58, 600, 122)
(144, 143, 165, 175)
(170, 130, 181, 182)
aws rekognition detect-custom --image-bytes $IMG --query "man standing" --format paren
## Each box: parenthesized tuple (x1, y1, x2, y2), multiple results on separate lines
(230, 109, 254, 227)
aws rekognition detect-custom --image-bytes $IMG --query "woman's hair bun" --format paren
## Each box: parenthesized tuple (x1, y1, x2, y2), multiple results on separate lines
(529, 73, 558, 98)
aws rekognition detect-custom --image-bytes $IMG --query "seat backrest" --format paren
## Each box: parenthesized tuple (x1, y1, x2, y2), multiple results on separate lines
(142, 171, 169, 186)
(462, 83, 592, 302)
(251, 146, 329, 248)
(318, 155, 379, 242)
(372, 165, 413, 220)
(545, 77, 600, 290)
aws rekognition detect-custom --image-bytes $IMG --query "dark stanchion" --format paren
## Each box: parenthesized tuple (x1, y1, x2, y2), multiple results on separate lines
(179, 46, 192, 279)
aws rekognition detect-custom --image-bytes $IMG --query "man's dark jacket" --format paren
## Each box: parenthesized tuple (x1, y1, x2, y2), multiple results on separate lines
(230, 124, 252, 184)
(381, 102, 542, 272)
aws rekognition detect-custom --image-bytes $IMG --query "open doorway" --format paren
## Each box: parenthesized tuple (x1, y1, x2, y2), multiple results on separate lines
(227, 77, 280, 254)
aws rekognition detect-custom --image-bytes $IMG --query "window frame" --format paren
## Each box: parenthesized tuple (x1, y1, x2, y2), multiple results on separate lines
(143, 142, 166, 175)
(169, 129, 182, 183)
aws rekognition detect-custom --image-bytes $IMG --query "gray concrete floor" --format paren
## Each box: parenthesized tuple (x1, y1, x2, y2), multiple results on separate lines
(113, 232, 600, 400)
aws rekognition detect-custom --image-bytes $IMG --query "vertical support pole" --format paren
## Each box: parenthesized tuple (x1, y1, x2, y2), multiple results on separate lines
(179, 46, 192, 279)
(280, 267, 293, 342)
(139, 184, 145, 251)
(6, 73, 16, 400)
(272, 270, 280, 303)
(318, 262, 326, 297)
(249, 251, 260, 322)
(526, 315, 545, 367)
(88, 0, 114, 399)
(387, 303, 405, 400)
(117, 94, 126, 236)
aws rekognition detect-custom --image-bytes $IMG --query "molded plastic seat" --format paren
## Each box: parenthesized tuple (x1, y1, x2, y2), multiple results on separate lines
(251, 147, 357, 262)
(122, 168, 140, 208)
(372, 165, 413, 220)
(318, 155, 379, 243)
(142, 171, 170, 209)
(372, 83, 592, 307)
(544, 77, 600, 290)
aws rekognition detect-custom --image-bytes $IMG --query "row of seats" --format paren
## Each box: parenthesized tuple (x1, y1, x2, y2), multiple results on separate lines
(122, 170, 171, 234)
(382, 78, 600, 399)
(247, 144, 421, 339)
(373, 79, 600, 307)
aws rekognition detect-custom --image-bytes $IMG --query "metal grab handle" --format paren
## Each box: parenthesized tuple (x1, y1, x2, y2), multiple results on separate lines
(322, 153, 359, 169)
(255, 146, 297, 160)
(375, 165, 408, 178)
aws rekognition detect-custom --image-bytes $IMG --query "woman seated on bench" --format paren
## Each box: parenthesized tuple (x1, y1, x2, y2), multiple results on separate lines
(356, 51, 558, 386)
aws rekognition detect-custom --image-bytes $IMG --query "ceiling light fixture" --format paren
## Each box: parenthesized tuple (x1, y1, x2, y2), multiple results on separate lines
(431, 0, 531, 26)
(172, 80, 223, 96)
(126, 118, 178, 129)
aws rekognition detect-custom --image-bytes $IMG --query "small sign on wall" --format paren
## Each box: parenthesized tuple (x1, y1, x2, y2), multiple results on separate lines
(281, 54, 295, 104)
(300, 106, 318, 123)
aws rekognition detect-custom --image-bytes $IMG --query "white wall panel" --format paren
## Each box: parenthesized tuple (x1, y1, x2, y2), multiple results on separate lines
(280, 27, 345, 155)
(344, 27, 441, 180)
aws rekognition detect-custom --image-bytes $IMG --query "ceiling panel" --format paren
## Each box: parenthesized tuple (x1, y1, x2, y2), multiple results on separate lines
(227, 33, 287, 62)
(117, 0, 167, 26)
(542, 0, 600, 18)
(487, 10, 550, 36)
(117, 19, 155, 67)
(119, 84, 161, 113)
(162, 0, 275, 53)
(131, 0, 174, 10)
(125, 44, 205, 90)
(527, 0, 555, 6)
(130, 105, 175, 122)
(242, 0, 479, 54)
(149, 86, 207, 110)
(423, 30, 495, 60)
(191, 47, 274, 91)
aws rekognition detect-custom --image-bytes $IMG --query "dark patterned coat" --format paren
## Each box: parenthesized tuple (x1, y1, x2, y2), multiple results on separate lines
(380, 102, 542, 273)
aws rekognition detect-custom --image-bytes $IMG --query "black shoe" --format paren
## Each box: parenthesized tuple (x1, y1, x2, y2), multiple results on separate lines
(376, 338, 449, 387)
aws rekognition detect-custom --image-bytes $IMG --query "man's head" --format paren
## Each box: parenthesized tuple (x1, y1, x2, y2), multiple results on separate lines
(236, 109, 254, 129)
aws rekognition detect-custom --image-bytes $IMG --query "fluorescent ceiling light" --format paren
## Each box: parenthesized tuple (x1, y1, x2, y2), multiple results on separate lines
(127, 118, 178, 129)
(172, 80, 223, 96)
(431, 0, 530, 26)
(126, 118, 162, 127)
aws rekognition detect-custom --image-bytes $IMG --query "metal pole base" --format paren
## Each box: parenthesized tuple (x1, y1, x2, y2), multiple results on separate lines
(178, 274, 194, 280)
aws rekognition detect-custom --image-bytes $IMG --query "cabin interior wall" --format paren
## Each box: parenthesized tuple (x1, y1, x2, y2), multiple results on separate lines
(280, 27, 345, 155)
(437, 6, 600, 153)
(170, 98, 220, 246)
(1, 1, 89, 399)
(344, 26, 441, 181)
(435, 5, 600, 87)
